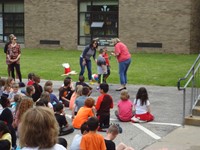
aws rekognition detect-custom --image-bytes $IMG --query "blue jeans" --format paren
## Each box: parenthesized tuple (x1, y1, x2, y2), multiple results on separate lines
(79, 57, 92, 80)
(119, 58, 131, 85)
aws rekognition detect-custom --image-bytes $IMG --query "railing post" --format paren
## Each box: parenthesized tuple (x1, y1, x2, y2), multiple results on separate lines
(183, 89, 186, 126)
(190, 67, 195, 115)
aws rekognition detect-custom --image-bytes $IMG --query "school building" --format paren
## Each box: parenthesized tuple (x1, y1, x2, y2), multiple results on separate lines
(1, 0, 200, 54)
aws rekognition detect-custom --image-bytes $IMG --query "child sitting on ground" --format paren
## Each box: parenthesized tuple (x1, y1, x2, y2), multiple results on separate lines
(131, 87, 154, 123)
(115, 90, 134, 122)
(72, 98, 95, 129)
(44, 85, 60, 107)
(70, 122, 89, 150)
(59, 78, 74, 107)
(8, 83, 24, 102)
(95, 83, 113, 129)
(80, 117, 106, 150)
(27, 72, 35, 86)
(54, 103, 74, 135)
(32, 75, 43, 102)
(72, 86, 90, 118)
(69, 85, 83, 110)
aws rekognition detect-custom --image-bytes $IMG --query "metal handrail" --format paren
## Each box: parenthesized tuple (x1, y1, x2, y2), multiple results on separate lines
(177, 54, 200, 125)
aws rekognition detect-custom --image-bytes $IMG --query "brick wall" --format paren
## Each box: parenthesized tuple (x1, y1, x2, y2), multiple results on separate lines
(24, 0, 77, 49)
(119, 0, 195, 54)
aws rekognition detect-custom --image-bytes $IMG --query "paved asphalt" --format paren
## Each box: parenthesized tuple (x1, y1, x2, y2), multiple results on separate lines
(39, 79, 191, 150)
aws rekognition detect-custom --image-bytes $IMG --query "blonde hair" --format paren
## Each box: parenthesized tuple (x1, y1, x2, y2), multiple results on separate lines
(120, 90, 130, 101)
(76, 85, 83, 97)
(8, 34, 15, 41)
(112, 38, 120, 45)
(19, 107, 59, 148)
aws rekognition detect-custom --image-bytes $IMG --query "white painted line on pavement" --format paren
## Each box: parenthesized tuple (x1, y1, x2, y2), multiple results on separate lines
(147, 122, 181, 127)
(132, 123, 161, 140)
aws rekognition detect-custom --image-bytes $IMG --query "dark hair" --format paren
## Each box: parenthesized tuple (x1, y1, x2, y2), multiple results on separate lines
(58, 138, 67, 148)
(0, 121, 10, 134)
(0, 139, 11, 150)
(82, 86, 90, 96)
(28, 73, 35, 80)
(87, 117, 99, 131)
(64, 79, 70, 86)
(136, 87, 148, 106)
(100, 83, 109, 93)
(38, 99, 48, 107)
(36, 100, 46, 107)
(79, 75, 85, 82)
(90, 39, 98, 48)
(33, 75, 40, 83)
(65, 76, 72, 80)
(26, 85, 34, 96)
(80, 122, 89, 134)
(0, 95, 10, 108)
(54, 103, 63, 112)
(99, 48, 104, 54)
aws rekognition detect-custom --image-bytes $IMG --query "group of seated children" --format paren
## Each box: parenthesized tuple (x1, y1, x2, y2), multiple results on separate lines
(0, 72, 154, 149)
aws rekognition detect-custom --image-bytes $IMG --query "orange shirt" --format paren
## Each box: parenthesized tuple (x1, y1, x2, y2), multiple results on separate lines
(80, 131, 106, 150)
(72, 106, 94, 129)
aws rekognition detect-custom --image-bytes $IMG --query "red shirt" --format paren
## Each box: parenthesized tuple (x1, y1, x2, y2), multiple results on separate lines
(114, 42, 131, 62)
(103, 52, 110, 66)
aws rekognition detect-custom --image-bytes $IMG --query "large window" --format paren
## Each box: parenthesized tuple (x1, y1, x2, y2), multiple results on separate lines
(0, 2, 24, 43)
(78, 0, 118, 46)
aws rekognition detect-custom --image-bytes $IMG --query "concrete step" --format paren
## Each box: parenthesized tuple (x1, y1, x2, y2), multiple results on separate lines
(192, 106, 200, 116)
(185, 115, 200, 126)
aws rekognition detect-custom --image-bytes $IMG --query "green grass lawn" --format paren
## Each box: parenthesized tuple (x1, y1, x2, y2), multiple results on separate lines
(0, 48, 198, 86)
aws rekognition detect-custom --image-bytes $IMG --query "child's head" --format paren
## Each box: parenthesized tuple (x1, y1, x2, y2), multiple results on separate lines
(84, 98, 95, 108)
(80, 122, 89, 135)
(100, 83, 109, 93)
(107, 124, 119, 140)
(58, 138, 67, 149)
(26, 85, 35, 96)
(33, 75, 40, 83)
(44, 86, 53, 93)
(0, 120, 10, 136)
(19, 107, 59, 148)
(99, 48, 104, 55)
(44, 80, 53, 87)
(14, 94, 22, 103)
(120, 90, 130, 101)
(87, 117, 99, 131)
(79, 75, 85, 82)
(6, 77, 14, 86)
(63, 79, 71, 87)
(136, 87, 148, 105)
(28, 73, 35, 80)
(82, 86, 90, 96)
(18, 97, 34, 120)
(54, 103, 63, 113)
(76, 85, 83, 96)
(40, 92, 50, 102)
(0, 95, 10, 108)
(36, 100, 46, 107)
(103, 46, 107, 52)
(12, 83, 19, 93)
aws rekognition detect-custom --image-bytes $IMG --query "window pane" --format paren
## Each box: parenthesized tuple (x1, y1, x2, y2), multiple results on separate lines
(0, 4, 2, 13)
(4, 3, 24, 13)
(80, 13, 90, 36)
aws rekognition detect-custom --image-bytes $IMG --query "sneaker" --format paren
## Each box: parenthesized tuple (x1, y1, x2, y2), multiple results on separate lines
(131, 116, 140, 123)
(96, 86, 100, 90)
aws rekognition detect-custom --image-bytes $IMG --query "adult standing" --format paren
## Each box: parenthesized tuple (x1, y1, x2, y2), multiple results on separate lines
(4, 34, 15, 77)
(79, 39, 98, 84)
(111, 38, 131, 91)
(7, 36, 22, 82)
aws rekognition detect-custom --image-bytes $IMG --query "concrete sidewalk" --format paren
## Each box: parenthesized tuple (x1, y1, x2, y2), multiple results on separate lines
(144, 125, 200, 150)
(38, 79, 200, 150)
